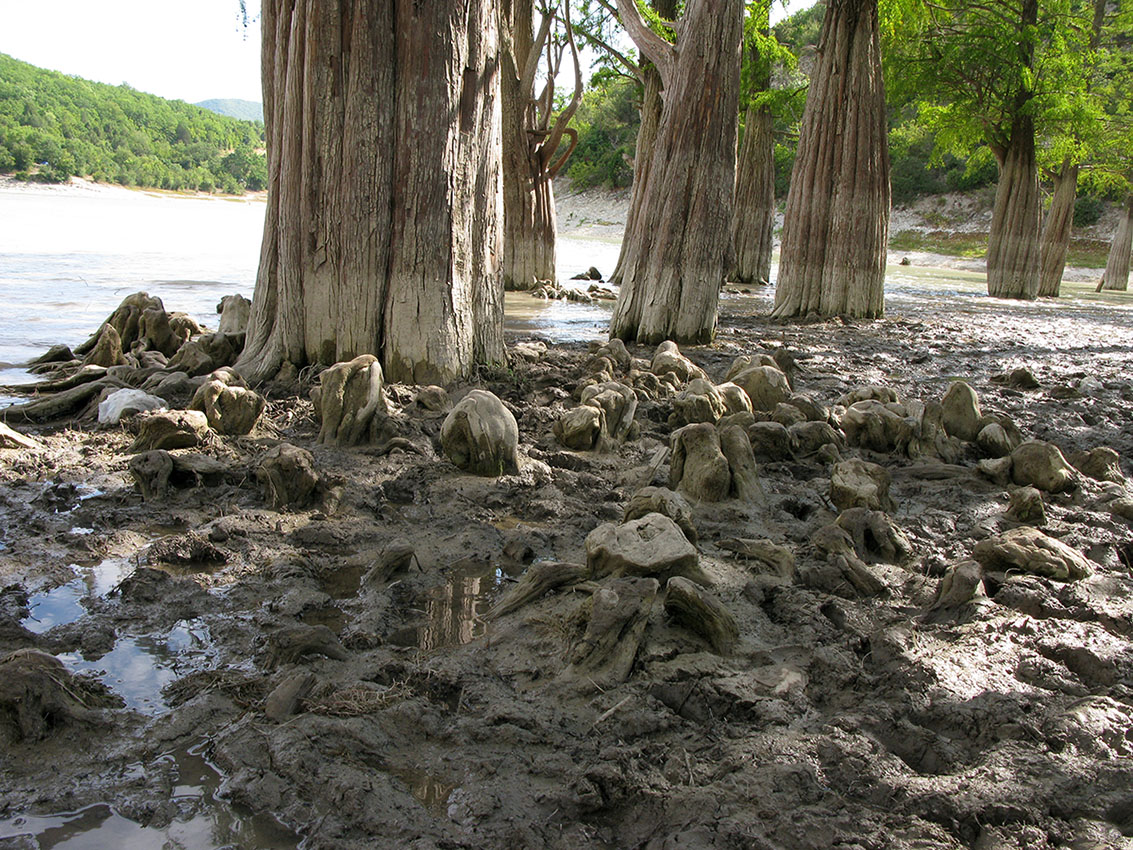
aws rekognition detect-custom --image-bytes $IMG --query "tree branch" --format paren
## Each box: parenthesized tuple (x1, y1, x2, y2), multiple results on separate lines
(541, 0, 585, 170)
(521, 9, 556, 99)
(615, 0, 676, 85)
(575, 26, 644, 82)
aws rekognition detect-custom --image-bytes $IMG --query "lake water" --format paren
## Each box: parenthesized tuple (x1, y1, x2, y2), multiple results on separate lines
(2, 179, 1127, 391)
(0, 180, 621, 387)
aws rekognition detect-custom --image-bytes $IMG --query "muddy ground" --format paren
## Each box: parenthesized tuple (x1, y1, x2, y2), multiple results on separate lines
(1, 284, 1132, 850)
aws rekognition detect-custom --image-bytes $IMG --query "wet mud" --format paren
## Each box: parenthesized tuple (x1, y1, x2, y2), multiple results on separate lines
(1, 280, 1132, 849)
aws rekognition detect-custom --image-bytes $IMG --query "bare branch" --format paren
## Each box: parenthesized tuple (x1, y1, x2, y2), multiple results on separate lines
(521, 9, 556, 99)
(575, 26, 644, 82)
(615, 0, 676, 85)
(542, 0, 586, 170)
(547, 128, 580, 178)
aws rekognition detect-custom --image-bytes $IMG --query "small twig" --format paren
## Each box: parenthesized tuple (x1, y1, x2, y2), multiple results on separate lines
(589, 695, 632, 730)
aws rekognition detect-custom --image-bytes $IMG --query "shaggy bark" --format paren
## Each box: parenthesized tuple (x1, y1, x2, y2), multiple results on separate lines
(985, 0, 1040, 300)
(1037, 160, 1078, 297)
(732, 105, 776, 285)
(771, 0, 889, 319)
(987, 115, 1042, 299)
(238, 0, 504, 386)
(608, 0, 676, 287)
(1099, 193, 1132, 292)
(500, 2, 581, 291)
(610, 0, 744, 344)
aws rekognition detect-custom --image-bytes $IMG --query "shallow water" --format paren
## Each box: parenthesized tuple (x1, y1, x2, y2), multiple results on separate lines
(22, 557, 134, 634)
(21, 558, 217, 714)
(0, 742, 300, 849)
(0, 184, 622, 384)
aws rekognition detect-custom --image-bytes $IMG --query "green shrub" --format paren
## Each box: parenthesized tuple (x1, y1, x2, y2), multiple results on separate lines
(1073, 196, 1103, 228)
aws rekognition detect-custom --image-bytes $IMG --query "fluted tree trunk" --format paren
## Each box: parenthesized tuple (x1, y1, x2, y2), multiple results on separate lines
(500, 1, 582, 291)
(609, 61, 662, 286)
(986, 114, 1042, 299)
(609, 0, 743, 344)
(1037, 159, 1078, 297)
(237, 0, 504, 386)
(732, 105, 776, 285)
(501, 0, 551, 290)
(609, 0, 676, 287)
(1100, 193, 1132, 292)
(772, 0, 890, 319)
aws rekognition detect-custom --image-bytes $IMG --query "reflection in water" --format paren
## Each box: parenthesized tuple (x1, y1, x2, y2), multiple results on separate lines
(56, 618, 215, 715)
(388, 766, 456, 816)
(0, 743, 300, 849)
(417, 561, 512, 651)
(22, 558, 134, 634)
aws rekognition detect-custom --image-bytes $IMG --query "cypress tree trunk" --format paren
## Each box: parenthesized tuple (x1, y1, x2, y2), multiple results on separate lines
(1100, 193, 1133, 292)
(609, 62, 662, 287)
(1037, 160, 1078, 297)
(772, 0, 890, 319)
(732, 105, 776, 285)
(501, 0, 556, 291)
(609, 0, 677, 287)
(610, 0, 743, 344)
(238, 0, 504, 386)
(985, 0, 1040, 301)
(986, 115, 1042, 300)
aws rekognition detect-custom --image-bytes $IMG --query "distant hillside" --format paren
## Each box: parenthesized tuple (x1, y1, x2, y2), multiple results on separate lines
(196, 98, 263, 123)
(0, 53, 266, 193)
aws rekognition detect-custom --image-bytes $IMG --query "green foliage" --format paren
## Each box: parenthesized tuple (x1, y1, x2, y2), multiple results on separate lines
(882, 0, 1128, 189)
(565, 71, 641, 189)
(0, 53, 266, 193)
(1072, 195, 1103, 227)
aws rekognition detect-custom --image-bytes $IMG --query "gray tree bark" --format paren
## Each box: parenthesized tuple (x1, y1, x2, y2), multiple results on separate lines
(609, 61, 662, 287)
(609, 0, 676, 287)
(501, 0, 553, 291)
(986, 114, 1042, 299)
(610, 0, 744, 345)
(237, 0, 504, 386)
(985, 0, 1040, 300)
(1100, 193, 1132, 292)
(1037, 159, 1078, 297)
(732, 105, 776, 285)
(772, 0, 890, 319)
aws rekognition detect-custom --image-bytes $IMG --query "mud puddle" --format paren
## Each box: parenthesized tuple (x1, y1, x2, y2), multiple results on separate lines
(392, 559, 518, 651)
(388, 766, 457, 816)
(58, 618, 216, 714)
(0, 743, 301, 849)
(21, 559, 218, 714)
(22, 557, 134, 634)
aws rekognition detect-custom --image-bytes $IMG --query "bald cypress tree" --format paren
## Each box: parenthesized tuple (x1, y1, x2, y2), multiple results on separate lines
(238, 0, 504, 385)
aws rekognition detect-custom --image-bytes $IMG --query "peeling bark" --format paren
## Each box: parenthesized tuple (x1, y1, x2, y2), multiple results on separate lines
(772, 0, 889, 319)
(732, 105, 776, 285)
(610, 0, 744, 344)
(1100, 193, 1132, 292)
(1037, 160, 1078, 298)
(238, 0, 504, 386)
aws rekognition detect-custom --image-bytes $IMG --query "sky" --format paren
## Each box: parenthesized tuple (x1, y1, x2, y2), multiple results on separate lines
(0, 0, 809, 107)
(0, 0, 264, 104)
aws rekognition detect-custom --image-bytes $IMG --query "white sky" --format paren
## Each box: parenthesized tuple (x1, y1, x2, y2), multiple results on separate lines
(0, 0, 264, 104)
(0, 0, 810, 108)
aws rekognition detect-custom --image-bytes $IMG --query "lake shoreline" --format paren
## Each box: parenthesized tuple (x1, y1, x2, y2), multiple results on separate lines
(3, 174, 1115, 285)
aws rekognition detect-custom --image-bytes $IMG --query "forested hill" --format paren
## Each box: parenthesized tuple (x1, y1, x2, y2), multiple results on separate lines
(0, 53, 266, 193)
(196, 98, 264, 123)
